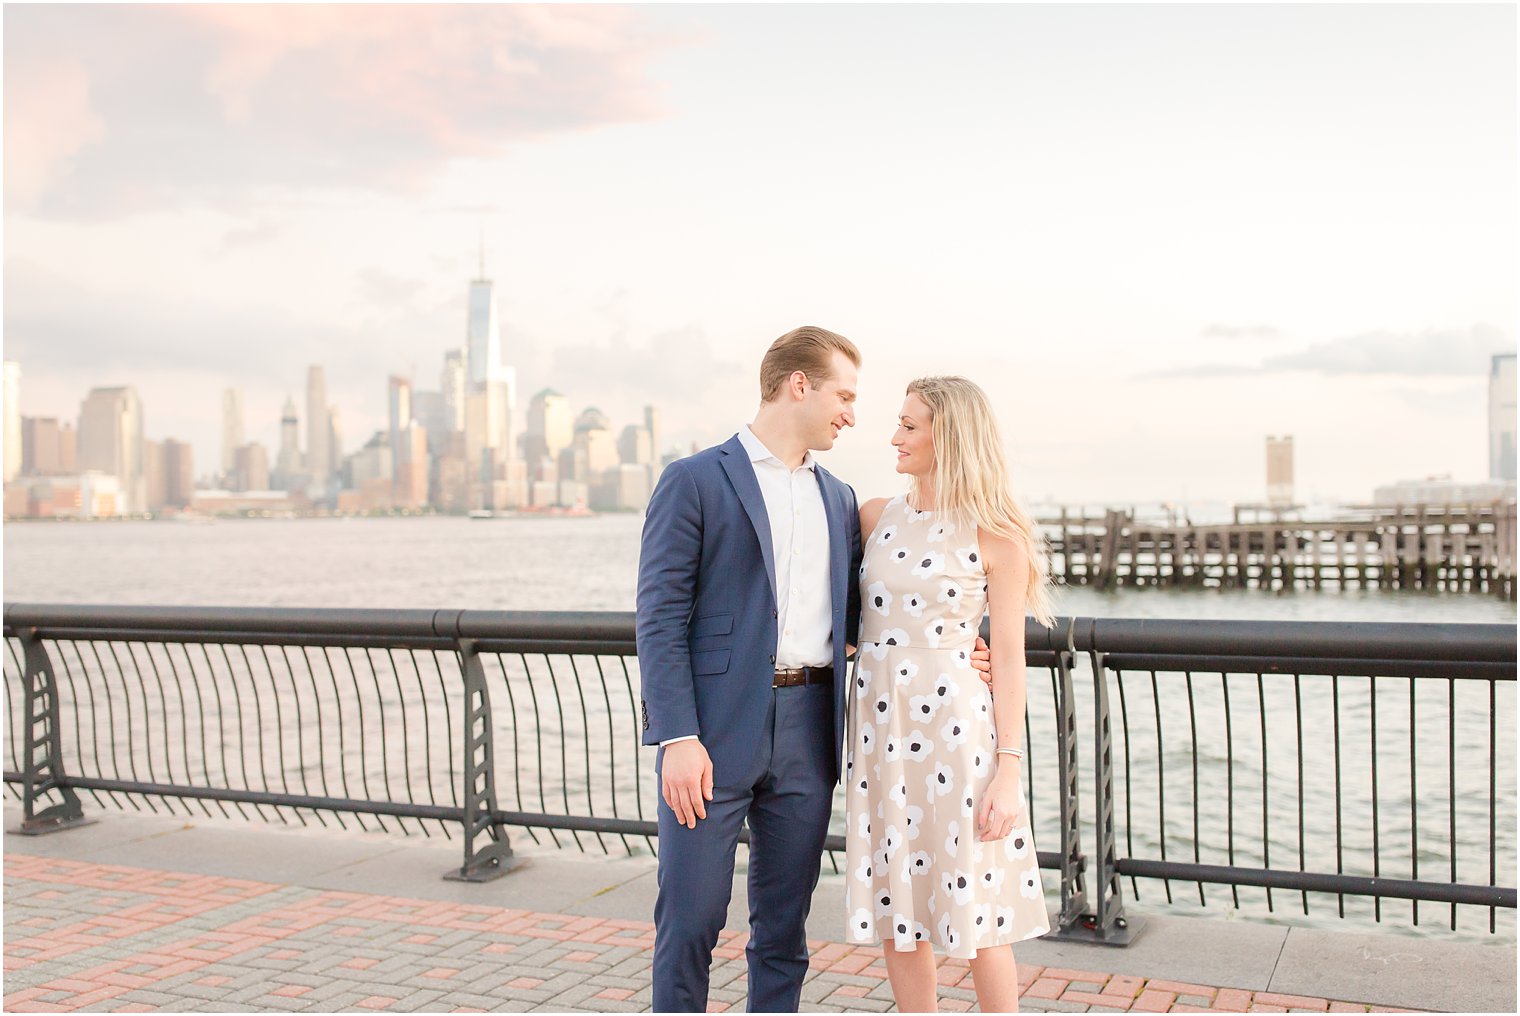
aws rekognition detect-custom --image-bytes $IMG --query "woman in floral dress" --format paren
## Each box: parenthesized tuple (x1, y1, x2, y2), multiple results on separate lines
(844, 376, 1056, 1012)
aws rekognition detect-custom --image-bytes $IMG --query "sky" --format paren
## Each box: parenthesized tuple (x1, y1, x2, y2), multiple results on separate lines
(4, 4, 1515, 506)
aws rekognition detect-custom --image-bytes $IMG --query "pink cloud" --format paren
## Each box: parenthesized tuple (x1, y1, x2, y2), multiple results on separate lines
(4, 5, 674, 216)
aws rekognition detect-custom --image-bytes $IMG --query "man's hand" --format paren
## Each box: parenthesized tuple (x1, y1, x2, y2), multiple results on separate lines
(661, 739, 714, 829)
(971, 636, 993, 687)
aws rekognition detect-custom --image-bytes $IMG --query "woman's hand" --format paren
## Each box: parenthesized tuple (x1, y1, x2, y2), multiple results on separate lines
(975, 762, 1025, 841)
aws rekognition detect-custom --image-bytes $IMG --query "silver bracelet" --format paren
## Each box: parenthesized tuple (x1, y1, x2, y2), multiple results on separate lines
(996, 747, 1024, 759)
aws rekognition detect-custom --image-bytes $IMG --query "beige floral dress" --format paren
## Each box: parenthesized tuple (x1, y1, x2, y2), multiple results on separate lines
(843, 495, 1049, 958)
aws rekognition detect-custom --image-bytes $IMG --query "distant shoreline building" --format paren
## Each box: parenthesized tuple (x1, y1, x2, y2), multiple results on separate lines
(1490, 352, 1516, 483)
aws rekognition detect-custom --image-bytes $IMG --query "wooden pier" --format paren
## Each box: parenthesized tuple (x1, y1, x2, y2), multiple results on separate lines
(1041, 501, 1517, 598)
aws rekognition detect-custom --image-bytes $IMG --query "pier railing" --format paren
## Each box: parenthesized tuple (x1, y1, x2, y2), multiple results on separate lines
(4, 604, 1514, 941)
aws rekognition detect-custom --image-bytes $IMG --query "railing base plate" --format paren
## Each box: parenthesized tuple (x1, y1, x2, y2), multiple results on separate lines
(11, 815, 97, 837)
(444, 855, 527, 883)
(1045, 913, 1147, 946)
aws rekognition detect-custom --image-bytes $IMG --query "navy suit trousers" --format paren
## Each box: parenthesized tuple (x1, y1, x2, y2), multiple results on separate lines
(651, 682, 835, 1013)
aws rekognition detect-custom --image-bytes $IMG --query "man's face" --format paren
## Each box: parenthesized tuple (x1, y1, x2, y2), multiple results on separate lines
(799, 350, 858, 451)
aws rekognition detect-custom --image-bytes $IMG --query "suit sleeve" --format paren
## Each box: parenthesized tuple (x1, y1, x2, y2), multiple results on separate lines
(636, 459, 703, 746)
(845, 483, 862, 648)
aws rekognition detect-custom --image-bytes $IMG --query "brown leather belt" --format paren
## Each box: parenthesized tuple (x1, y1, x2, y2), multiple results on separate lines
(773, 666, 832, 688)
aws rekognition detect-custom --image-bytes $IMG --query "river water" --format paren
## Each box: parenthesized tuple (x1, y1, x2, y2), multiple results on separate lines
(4, 515, 1514, 943)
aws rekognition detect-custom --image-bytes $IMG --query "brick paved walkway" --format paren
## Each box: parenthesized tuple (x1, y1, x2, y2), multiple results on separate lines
(3, 854, 1422, 1013)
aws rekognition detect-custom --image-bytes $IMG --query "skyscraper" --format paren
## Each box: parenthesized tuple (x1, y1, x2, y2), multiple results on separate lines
(462, 267, 517, 509)
(524, 389, 572, 465)
(276, 396, 302, 488)
(78, 386, 145, 513)
(4, 361, 20, 483)
(221, 389, 244, 483)
(441, 349, 466, 433)
(388, 375, 413, 479)
(307, 366, 330, 495)
(1490, 353, 1516, 483)
(644, 405, 662, 478)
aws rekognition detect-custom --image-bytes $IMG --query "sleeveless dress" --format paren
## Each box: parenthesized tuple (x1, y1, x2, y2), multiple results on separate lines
(843, 495, 1049, 958)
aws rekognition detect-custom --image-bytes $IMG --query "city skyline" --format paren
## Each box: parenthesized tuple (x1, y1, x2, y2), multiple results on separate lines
(4, 4, 1515, 504)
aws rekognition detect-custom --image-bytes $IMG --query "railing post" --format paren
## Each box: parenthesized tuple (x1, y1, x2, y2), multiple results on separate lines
(443, 638, 521, 881)
(1053, 619, 1088, 936)
(13, 630, 91, 835)
(1084, 645, 1142, 942)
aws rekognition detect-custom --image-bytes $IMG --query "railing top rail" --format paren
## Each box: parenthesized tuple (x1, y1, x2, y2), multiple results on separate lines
(3, 604, 1513, 672)
(1070, 616, 1516, 664)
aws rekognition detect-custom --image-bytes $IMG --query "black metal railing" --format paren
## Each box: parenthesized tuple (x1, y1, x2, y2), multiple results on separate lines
(3, 603, 1514, 940)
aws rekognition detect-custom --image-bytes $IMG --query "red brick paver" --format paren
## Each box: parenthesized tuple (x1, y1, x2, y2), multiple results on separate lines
(2, 853, 1422, 1013)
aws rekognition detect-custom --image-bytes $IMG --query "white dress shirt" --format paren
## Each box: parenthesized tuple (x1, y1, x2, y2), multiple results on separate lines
(737, 425, 833, 670)
(661, 427, 834, 747)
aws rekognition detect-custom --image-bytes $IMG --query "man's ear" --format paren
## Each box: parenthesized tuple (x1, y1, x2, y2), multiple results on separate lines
(789, 370, 809, 400)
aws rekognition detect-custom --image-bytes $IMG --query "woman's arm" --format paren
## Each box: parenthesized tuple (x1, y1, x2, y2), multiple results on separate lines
(858, 496, 890, 544)
(975, 525, 1031, 840)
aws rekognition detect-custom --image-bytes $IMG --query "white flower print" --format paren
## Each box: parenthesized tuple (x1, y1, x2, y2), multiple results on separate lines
(881, 629, 910, 651)
(875, 524, 898, 547)
(944, 821, 960, 858)
(892, 658, 919, 686)
(900, 591, 926, 617)
(928, 520, 955, 543)
(933, 673, 960, 702)
(1005, 826, 1032, 860)
(866, 581, 892, 617)
(849, 908, 873, 939)
(854, 668, 872, 700)
(936, 578, 964, 606)
(1021, 870, 1042, 900)
(973, 690, 991, 718)
(874, 889, 894, 917)
(911, 551, 947, 580)
(888, 779, 909, 807)
(996, 906, 1015, 933)
(913, 921, 932, 944)
(862, 641, 891, 661)
(871, 693, 893, 724)
(971, 748, 991, 777)
(952, 648, 972, 670)
(961, 789, 976, 815)
(972, 903, 993, 938)
(979, 867, 1006, 892)
(940, 715, 968, 749)
(890, 546, 912, 566)
(907, 694, 940, 725)
(853, 854, 874, 883)
(890, 914, 915, 949)
(902, 731, 933, 763)
(856, 775, 869, 796)
(937, 912, 962, 953)
(923, 619, 946, 648)
(971, 838, 985, 865)
(906, 850, 932, 878)
(955, 545, 981, 571)
(903, 804, 924, 840)
(858, 723, 876, 757)
(881, 825, 903, 863)
(950, 869, 974, 906)
(882, 735, 901, 764)
(926, 762, 954, 798)
(857, 811, 872, 841)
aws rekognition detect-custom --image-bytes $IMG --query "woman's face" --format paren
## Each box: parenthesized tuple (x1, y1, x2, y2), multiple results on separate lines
(892, 393, 935, 478)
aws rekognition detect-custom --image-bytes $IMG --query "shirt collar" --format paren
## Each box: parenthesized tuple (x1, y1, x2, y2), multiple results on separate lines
(738, 425, 816, 472)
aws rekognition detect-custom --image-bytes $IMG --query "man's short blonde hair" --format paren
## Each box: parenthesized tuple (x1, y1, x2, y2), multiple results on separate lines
(759, 326, 861, 402)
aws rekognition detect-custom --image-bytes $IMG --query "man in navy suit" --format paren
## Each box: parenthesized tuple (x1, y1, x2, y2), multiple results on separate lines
(637, 325, 865, 1012)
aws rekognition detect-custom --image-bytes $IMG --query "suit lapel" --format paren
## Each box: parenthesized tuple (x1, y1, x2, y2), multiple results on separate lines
(815, 466, 848, 622)
(719, 436, 778, 606)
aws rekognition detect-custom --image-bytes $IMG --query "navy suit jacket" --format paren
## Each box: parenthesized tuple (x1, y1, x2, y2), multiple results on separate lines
(636, 434, 862, 787)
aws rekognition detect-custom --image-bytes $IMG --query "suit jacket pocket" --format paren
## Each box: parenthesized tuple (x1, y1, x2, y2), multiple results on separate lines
(690, 612, 734, 639)
(691, 649, 731, 676)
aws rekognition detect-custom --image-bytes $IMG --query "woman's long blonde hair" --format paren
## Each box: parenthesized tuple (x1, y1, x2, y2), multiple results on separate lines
(905, 376, 1056, 628)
